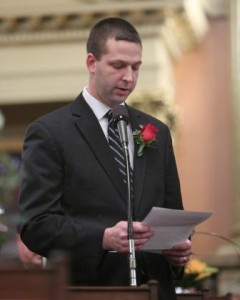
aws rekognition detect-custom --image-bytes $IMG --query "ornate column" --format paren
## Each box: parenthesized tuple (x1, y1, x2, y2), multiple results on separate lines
(230, 0, 240, 242)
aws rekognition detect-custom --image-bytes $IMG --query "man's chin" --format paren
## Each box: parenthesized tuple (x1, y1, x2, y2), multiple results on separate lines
(112, 97, 127, 106)
(116, 92, 132, 102)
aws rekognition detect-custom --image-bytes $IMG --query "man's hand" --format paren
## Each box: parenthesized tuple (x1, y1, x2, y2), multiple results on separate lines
(162, 239, 192, 267)
(102, 221, 154, 252)
(16, 234, 42, 269)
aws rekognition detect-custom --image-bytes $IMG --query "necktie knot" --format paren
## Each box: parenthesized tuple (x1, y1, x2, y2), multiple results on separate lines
(106, 109, 112, 120)
(106, 110, 114, 126)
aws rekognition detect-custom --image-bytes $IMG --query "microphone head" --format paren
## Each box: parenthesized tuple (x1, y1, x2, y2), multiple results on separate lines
(112, 105, 129, 124)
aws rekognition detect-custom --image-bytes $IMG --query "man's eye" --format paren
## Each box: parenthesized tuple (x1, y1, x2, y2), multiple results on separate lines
(133, 64, 141, 71)
(133, 66, 140, 71)
(112, 64, 123, 69)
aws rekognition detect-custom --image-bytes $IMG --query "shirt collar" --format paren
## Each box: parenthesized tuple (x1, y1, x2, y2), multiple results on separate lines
(82, 86, 125, 121)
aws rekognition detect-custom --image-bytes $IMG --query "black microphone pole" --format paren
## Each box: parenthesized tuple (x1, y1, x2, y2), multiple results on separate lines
(112, 105, 137, 287)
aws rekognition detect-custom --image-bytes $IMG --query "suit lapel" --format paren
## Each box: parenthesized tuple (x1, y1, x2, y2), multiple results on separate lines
(71, 95, 128, 202)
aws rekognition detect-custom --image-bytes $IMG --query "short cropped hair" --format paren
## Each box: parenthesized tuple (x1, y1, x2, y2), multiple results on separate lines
(86, 17, 142, 60)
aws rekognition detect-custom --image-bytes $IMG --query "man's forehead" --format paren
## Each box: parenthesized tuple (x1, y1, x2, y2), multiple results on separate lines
(104, 38, 142, 55)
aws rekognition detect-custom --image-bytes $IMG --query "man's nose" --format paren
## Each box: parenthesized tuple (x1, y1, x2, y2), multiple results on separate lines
(122, 67, 134, 82)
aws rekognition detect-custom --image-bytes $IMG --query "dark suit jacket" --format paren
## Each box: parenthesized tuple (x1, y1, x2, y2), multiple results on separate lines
(19, 93, 183, 300)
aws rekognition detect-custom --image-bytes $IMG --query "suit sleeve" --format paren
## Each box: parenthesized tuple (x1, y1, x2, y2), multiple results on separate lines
(163, 126, 183, 210)
(19, 121, 105, 266)
(163, 126, 185, 278)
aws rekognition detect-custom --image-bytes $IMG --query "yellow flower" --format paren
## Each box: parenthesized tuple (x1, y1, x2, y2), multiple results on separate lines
(184, 258, 219, 281)
(185, 259, 207, 274)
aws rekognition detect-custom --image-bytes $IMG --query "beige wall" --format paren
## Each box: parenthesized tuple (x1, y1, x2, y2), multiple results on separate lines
(174, 18, 234, 258)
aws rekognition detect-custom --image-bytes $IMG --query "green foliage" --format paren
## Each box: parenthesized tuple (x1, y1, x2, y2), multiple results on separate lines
(0, 152, 20, 211)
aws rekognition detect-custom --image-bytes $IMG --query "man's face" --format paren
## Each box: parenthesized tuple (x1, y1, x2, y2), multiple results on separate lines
(87, 38, 142, 108)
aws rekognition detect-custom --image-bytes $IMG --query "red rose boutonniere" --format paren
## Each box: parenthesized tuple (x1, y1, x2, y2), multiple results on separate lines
(133, 123, 158, 157)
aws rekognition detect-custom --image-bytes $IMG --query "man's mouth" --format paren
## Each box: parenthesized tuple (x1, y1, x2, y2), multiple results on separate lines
(116, 87, 131, 94)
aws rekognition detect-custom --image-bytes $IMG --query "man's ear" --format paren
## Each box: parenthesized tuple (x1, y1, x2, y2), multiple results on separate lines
(86, 53, 96, 73)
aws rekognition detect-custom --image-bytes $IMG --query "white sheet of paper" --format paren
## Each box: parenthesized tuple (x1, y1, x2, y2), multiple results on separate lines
(141, 207, 212, 252)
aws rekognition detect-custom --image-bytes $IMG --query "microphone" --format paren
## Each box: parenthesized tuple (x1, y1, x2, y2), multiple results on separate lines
(112, 105, 129, 146)
(112, 105, 137, 287)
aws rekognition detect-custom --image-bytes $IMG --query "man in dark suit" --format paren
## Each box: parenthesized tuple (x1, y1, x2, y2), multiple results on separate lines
(19, 17, 192, 299)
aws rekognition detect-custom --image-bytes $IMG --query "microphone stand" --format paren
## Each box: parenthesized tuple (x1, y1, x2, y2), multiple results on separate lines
(117, 120, 137, 287)
(123, 144, 137, 287)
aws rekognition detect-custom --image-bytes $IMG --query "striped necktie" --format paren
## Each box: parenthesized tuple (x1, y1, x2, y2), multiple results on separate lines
(107, 110, 128, 183)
